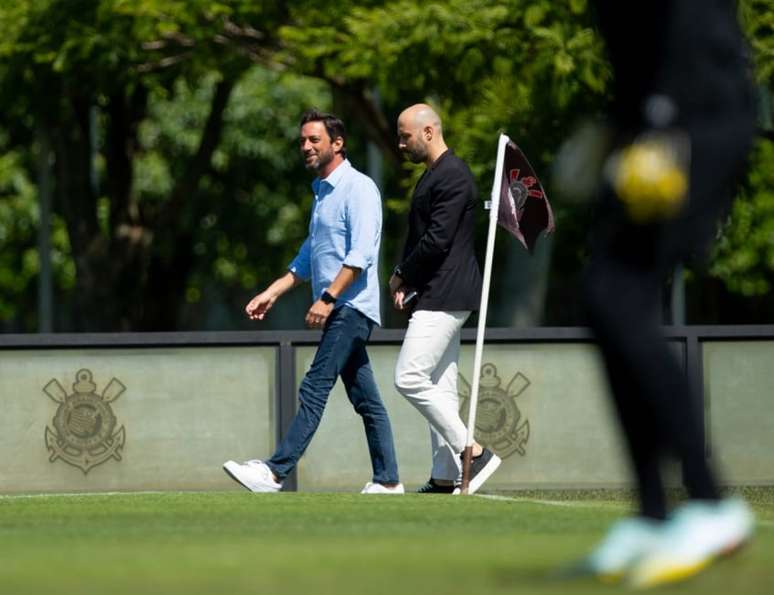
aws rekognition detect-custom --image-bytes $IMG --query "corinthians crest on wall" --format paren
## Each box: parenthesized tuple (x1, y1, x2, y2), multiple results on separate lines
(43, 369, 126, 474)
(459, 363, 530, 459)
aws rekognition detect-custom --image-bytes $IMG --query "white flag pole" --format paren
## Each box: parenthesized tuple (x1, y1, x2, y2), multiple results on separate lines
(461, 133, 510, 494)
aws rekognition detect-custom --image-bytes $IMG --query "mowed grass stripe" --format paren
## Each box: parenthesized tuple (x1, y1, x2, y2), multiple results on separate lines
(0, 492, 771, 595)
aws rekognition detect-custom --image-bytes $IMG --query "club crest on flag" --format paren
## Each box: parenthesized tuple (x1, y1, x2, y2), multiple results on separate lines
(497, 140, 554, 252)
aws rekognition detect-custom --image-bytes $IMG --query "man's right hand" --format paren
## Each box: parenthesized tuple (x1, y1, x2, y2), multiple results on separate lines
(392, 288, 405, 310)
(245, 291, 276, 320)
(393, 287, 416, 311)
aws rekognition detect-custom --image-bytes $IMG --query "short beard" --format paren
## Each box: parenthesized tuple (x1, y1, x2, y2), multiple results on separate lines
(305, 146, 336, 172)
(404, 144, 428, 164)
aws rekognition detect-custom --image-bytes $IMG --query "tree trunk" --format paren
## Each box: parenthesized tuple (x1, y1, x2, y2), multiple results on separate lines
(51, 90, 108, 330)
(50, 73, 240, 331)
(137, 75, 241, 330)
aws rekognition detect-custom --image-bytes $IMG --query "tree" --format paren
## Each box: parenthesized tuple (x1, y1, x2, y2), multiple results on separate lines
(0, 0, 290, 330)
(710, 138, 774, 297)
(0, 0, 771, 331)
(707, 1, 774, 301)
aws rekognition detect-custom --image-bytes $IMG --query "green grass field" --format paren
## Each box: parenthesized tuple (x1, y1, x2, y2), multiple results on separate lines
(1, 490, 772, 595)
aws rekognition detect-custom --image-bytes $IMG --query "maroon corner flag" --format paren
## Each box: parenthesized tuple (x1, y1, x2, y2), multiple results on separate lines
(461, 134, 555, 494)
(496, 140, 554, 252)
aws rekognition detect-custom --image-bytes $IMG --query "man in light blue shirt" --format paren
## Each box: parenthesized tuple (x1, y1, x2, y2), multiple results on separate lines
(223, 109, 402, 494)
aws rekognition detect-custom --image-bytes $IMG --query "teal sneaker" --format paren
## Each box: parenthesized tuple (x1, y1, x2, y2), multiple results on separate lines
(629, 498, 754, 588)
(562, 517, 664, 583)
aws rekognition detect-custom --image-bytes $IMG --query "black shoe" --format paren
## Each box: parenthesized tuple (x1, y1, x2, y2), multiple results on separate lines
(416, 478, 456, 494)
(462, 448, 502, 494)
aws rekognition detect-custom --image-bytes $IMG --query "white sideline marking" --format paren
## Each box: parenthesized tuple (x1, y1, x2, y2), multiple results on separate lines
(475, 494, 621, 509)
(0, 491, 166, 500)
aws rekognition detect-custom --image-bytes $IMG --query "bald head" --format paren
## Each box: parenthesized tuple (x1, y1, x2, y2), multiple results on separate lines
(397, 103, 448, 166)
(399, 104, 443, 133)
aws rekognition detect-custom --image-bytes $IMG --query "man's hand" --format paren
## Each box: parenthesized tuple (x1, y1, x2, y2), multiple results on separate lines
(245, 290, 277, 320)
(393, 287, 407, 310)
(392, 286, 418, 311)
(388, 273, 403, 295)
(245, 272, 299, 321)
(305, 299, 334, 329)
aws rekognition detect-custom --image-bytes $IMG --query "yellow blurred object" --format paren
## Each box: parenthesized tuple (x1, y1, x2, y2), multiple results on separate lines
(612, 138, 689, 223)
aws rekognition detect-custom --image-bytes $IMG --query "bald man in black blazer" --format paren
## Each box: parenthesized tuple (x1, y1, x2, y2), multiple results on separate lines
(393, 146, 482, 311)
(390, 104, 500, 494)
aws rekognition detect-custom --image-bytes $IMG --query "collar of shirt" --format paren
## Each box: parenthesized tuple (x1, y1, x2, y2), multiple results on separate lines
(312, 158, 351, 196)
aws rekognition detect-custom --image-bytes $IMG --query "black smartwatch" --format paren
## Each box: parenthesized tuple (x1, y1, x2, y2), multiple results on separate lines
(320, 290, 337, 305)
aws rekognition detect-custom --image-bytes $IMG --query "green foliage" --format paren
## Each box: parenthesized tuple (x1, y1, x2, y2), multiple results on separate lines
(0, 150, 38, 323)
(711, 138, 774, 295)
(0, 0, 300, 330)
(703, 1, 774, 299)
(282, 0, 608, 156)
(740, 0, 774, 87)
(0, 0, 772, 329)
(0, 144, 73, 327)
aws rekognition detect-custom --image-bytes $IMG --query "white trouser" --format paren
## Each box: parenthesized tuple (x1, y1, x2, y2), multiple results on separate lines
(394, 309, 471, 481)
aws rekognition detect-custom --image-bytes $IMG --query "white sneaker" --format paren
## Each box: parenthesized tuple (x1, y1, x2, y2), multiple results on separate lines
(565, 517, 664, 583)
(629, 498, 754, 588)
(223, 459, 282, 493)
(360, 481, 405, 494)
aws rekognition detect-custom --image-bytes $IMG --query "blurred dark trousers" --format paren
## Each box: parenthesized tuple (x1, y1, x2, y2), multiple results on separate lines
(584, 0, 756, 519)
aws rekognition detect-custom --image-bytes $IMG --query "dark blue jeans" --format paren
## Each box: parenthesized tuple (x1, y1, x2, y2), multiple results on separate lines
(267, 306, 400, 484)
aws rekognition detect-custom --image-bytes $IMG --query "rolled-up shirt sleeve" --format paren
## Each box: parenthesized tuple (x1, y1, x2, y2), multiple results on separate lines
(343, 179, 381, 271)
(288, 236, 312, 280)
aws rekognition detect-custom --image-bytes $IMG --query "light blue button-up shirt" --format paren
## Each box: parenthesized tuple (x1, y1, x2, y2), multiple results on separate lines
(288, 159, 382, 325)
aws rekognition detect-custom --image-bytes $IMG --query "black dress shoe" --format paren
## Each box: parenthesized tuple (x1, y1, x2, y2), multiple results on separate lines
(416, 478, 456, 494)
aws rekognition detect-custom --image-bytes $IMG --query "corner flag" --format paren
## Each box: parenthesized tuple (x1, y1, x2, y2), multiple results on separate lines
(460, 134, 554, 493)
(496, 139, 554, 252)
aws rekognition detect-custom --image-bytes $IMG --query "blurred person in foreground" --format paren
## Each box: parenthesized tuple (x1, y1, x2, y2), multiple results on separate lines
(564, 0, 757, 587)
(223, 109, 403, 495)
(390, 103, 500, 494)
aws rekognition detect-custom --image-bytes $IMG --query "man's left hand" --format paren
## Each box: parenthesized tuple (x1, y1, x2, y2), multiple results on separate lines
(305, 300, 334, 329)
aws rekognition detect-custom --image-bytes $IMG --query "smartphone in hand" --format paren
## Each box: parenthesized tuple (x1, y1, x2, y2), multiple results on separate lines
(402, 290, 417, 305)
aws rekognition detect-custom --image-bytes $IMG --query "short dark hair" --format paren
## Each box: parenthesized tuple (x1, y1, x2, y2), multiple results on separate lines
(300, 109, 347, 157)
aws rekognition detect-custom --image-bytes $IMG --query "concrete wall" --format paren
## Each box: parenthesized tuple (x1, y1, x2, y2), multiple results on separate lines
(0, 347, 275, 493)
(704, 341, 774, 485)
(1, 336, 771, 494)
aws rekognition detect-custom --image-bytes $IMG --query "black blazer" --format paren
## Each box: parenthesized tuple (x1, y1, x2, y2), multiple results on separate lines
(397, 150, 483, 311)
